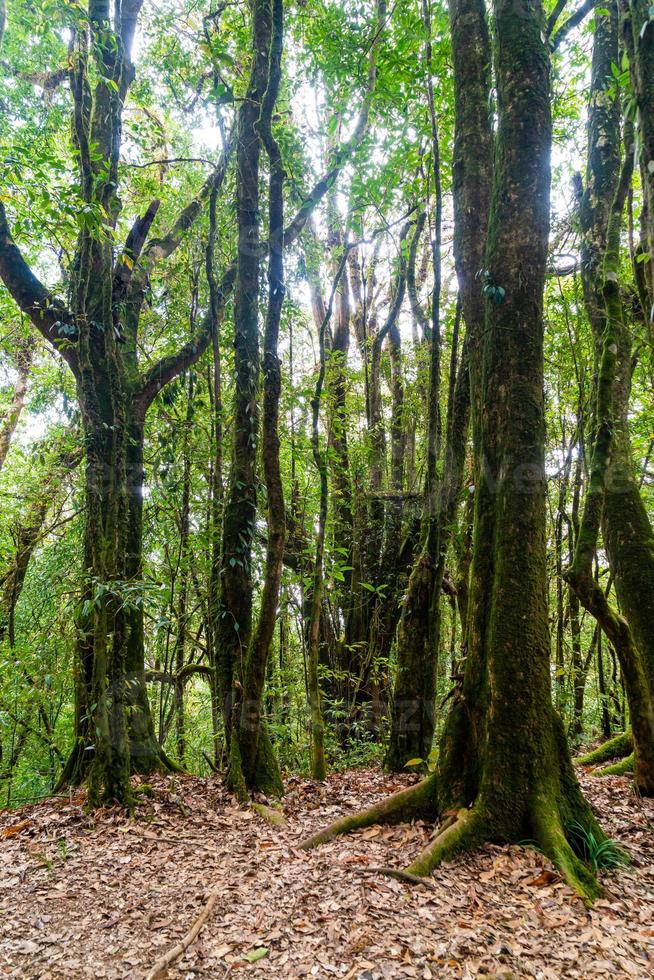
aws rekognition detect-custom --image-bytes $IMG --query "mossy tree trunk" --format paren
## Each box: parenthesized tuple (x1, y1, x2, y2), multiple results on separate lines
(566, 0, 654, 795)
(220, 0, 287, 799)
(436, 0, 602, 892)
(625, 0, 654, 309)
(0, 0, 235, 803)
(305, 0, 605, 905)
(385, 0, 490, 772)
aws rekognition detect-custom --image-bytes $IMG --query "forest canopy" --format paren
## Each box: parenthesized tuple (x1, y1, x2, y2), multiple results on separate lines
(1, 0, 654, 927)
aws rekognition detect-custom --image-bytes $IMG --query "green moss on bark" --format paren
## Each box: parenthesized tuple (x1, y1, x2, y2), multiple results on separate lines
(576, 731, 633, 766)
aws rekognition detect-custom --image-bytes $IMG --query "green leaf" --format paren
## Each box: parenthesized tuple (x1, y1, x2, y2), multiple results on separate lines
(404, 758, 424, 768)
(244, 948, 269, 963)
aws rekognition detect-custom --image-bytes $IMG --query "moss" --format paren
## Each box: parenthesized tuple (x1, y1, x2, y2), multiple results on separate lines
(225, 733, 249, 804)
(405, 806, 483, 877)
(134, 783, 156, 798)
(593, 753, 635, 777)
(575, 731, 633, 766)
(251, 803, 288, 828)
(249, 724, 284, 798)
(300, 772, 438, 850)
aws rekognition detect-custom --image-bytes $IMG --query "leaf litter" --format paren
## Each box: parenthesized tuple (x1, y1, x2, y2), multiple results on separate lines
(0, 767, 652, 978)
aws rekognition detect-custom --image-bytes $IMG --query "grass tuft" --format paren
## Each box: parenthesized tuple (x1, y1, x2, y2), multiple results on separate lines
(567, 821, 629, 873)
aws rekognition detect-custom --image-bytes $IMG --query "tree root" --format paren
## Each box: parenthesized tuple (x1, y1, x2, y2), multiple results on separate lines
(299, 773, 437, 850)
(252, 802, 288, 827)
(532, 806, 603, 906)
(593, 752, 635, 777)
(354, 866, 438, 889)
(404, 806, 483, 876)
(299, 759, 605, 906)
(144, 890, 219, 980)
(575, 731, 633, 767)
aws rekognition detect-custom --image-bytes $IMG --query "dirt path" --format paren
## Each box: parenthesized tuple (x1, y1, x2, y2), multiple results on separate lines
(1, 767, 653, 978)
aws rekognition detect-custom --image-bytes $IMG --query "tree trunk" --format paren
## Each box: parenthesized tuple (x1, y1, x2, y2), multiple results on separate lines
(566, 0, 654, 793)
(221, 0, 286, 799)
(0, 334, 33, 474)
(305, 0, 605, 906)
(385, 0, 489, 771)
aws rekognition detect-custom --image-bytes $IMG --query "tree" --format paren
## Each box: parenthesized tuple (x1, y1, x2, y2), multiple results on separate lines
(565, 0, 654, 793)
(301, 0, 605, 904)
(0, 0, 234, 803)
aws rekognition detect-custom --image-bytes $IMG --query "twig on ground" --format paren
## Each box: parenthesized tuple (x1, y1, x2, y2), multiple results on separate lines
(143, 891, 219, 980)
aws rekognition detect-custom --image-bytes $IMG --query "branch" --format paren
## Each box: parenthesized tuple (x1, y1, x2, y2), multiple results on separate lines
(372, 221, 411, 355)
(122, 128, 235, 330)
(406, 209, 430, 339)
(0, 62, 70, 99)
(546, 0, 569, 36)
(135, 261, 237, 412)
(136, 8, 386, 412)
(283, 0, 387, 246)
(550, 0, 596, 50)
(123, 156, 215, 169)
(0, 201, 77, 367)
(136, 128, 234, 269)
(112, 199, 160, 307)
(146, 663, 213, 685)
(144, 891, 219, 980)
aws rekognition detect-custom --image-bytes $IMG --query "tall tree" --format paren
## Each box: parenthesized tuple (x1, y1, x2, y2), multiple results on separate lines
(302, 0, 605, 904)
(385, 0, 489, 771)
(566, 0, 654, 793)
(0, 0, 234, 802)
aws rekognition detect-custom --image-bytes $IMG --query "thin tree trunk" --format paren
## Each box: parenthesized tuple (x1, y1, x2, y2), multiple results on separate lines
(0, 335, 33, 474)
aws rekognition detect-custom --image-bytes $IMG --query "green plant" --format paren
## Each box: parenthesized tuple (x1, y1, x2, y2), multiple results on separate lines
(567, 821, 630, 873)
(403, 747, 439, 773)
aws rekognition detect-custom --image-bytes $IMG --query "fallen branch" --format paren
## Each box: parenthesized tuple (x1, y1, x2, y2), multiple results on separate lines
(143, 891, 219, 980)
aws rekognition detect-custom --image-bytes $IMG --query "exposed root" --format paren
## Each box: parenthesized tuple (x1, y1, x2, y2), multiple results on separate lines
(575, 732, 633, 767)
(299, 771, 603, 906)
(251, 802, 288, 828)
(355, 866, 438, 889)
(144, 890, 219, 979)
(532, 806, 603, 906)
(593, 752, 635, 777)
(405, 806, 484, 877)
(299, 773, 437, 850)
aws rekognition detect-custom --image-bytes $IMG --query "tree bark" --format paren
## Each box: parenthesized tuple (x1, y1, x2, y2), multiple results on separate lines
(305, 0, 607, 906)
(0, 334, 33, 474)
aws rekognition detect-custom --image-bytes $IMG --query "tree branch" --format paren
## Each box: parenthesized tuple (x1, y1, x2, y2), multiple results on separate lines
(406, 209, 430, 340)
(136, 128, 234, 268)
(123, 127, 235, 333)
(546, 0, 569, 36)
(135, 0, 386, 413)
(135, 262, 237, 412)
(113, 199, 161, 307)
(146, 663, 213, 685)
(283, 0, 387, 246)
(374, 219, 411, 348)
(0, 201, 77, 368)
(550, 0, 596, 50)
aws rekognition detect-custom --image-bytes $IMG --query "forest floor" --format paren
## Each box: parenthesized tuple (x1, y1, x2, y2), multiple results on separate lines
(0, 766, 653, 979)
